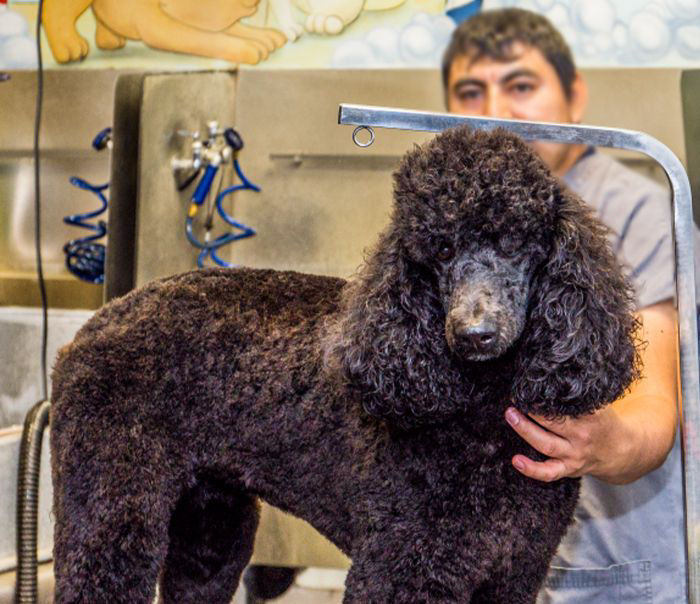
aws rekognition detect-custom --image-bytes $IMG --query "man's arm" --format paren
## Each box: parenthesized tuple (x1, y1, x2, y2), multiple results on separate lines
(504, 300, 678, 485)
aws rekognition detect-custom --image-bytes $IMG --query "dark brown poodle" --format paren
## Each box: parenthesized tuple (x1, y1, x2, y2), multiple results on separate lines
(50, 126, 641, 603)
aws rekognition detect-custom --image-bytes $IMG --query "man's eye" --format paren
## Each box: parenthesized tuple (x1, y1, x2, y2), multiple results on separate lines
(457, 88, 482, 102)
(510, 82, 534, 96)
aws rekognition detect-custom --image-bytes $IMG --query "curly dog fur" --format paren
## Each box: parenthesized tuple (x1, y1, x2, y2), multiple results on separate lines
(50, 126, 641, 603)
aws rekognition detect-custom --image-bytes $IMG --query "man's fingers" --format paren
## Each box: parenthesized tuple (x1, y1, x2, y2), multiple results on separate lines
(505, 407, 569, 458)
(527, 412, 568, 431)
(512, 454, 569, 482)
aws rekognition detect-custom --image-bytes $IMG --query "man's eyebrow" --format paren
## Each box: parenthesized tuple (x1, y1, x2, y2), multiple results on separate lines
(452, 78, 486, 90)
(500, 68, 540, 85)
(452, 68, 540, 91)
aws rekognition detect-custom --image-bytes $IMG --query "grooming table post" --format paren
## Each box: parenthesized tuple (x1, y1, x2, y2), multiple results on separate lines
(338, 103, 700, 603)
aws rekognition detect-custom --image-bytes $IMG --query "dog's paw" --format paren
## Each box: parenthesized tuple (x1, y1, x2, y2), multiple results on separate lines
(46, 30, 89, 63)
(225, 37, 271, 64)
(254, 26, 288, 50)
(227, 24, 287, 52)
(304, 13, 345, 34)
(282, 23, 305, 41)
(95, 23, 126, 51)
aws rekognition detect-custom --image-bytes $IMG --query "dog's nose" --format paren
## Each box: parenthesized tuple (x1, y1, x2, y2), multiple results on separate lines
(455, 321, 498, 353)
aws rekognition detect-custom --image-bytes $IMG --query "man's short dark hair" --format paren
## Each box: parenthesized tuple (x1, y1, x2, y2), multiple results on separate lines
(442, 8, 577, 99)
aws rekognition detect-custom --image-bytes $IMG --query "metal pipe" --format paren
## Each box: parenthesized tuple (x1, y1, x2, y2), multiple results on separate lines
(338, 103, 700, 603)
(15, 399, 51, 604)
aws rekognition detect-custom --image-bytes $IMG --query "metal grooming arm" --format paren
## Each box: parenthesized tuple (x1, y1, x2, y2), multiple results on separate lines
(338, 103, 700, 602)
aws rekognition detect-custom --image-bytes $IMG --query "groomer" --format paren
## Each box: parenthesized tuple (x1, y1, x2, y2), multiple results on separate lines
(442, 8, 687, 602)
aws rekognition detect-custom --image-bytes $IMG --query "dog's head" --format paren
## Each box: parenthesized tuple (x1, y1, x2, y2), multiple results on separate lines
(325, 126, 641, 428)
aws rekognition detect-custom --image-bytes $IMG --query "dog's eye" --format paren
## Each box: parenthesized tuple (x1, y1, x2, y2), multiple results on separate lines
(436, 242, 455, 262)
(499, 238, 522, 258)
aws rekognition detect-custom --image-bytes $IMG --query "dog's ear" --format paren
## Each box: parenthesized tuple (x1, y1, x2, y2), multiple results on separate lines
(511, 190, 642, 417)
(324, 222, 470, 428)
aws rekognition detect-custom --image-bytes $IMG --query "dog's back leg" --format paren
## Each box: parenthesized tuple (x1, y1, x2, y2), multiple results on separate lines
(159, 474, 259, 604)
(52, 450, 184, 604)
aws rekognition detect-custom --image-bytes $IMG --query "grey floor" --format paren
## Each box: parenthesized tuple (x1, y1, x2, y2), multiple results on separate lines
(0, 565, 347, 603)
(232, 568, 346, 603)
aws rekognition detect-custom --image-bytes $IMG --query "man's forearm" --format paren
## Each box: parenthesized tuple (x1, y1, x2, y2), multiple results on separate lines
(591, 393, 677, 485)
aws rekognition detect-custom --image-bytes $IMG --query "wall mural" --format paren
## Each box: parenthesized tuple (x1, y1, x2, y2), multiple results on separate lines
(0, 0, 698, 70)
(490, 0, 700, 65)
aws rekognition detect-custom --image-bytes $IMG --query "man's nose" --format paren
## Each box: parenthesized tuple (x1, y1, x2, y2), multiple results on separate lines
(485, 94, 512, 119)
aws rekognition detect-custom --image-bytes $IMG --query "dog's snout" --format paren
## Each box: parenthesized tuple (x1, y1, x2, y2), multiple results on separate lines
(454, 320, 498, 354)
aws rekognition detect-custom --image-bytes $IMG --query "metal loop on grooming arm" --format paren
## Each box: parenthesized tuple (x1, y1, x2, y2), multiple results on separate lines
(352, 125, 375, 147)
(338, 103, 700, 604)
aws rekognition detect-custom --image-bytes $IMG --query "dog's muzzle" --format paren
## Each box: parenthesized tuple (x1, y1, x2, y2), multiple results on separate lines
(447, 314, 503, 361)
(445, 281, 523, 361)
(445, 258, 530, 361)
(452, 319, 499, 356)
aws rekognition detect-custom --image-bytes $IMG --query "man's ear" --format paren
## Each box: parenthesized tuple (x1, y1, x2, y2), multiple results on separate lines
(569, 71, 588, 124)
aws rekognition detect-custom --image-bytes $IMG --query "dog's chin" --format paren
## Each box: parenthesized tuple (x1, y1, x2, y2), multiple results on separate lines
(452, 341, 512, 363)
(463, 351, 499, 362)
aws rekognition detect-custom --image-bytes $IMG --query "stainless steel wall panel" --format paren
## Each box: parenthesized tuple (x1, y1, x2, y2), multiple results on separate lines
(0, 70, 120, 307)
(132, 71, 237, 288)
(232, 69, 444, 279)
(0, 71, 119, 153)
(682, 71, 700, 225)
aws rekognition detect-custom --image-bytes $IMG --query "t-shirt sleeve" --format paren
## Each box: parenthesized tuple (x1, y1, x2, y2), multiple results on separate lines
(612, 189, 676, 308)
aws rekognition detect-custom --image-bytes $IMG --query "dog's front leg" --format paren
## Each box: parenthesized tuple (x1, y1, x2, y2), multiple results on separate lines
(343, 538, 479, 603)
(42, 0, 92, 62)
(267, 0, 305, 41)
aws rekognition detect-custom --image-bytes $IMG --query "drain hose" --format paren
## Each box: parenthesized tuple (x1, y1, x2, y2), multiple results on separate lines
(15, 399, 51, 604)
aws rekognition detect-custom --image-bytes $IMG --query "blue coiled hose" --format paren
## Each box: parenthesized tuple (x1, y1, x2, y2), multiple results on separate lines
(63, 127, 111, 284)
(63, 177, 108, 284)
(186, 156, 260, 268)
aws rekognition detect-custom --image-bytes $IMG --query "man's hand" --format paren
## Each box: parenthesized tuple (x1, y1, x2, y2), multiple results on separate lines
(505, 301, 679, 485)
(504, 406, 622, 482)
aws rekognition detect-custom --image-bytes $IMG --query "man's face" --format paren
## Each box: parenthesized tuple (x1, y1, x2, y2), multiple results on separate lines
(446, 43, 587, 176)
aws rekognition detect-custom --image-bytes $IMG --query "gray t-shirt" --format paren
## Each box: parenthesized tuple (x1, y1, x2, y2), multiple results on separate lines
(538, 150, 688, 604)
(566, 150, 676, 307)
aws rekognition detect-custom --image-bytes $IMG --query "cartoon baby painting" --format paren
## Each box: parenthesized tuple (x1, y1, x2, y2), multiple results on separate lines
(43, 0, 287, 65)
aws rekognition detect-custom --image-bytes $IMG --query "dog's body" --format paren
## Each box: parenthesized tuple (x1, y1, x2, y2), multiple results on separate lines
(51, 128, 640, 603)
(42, 0, 286, 65)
